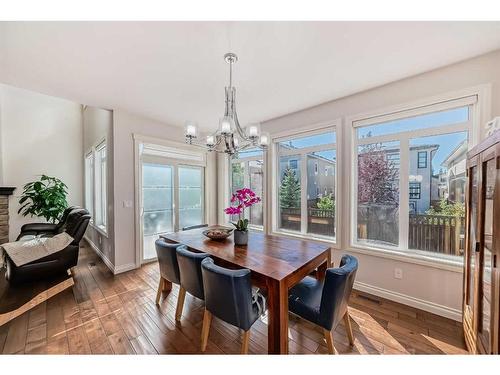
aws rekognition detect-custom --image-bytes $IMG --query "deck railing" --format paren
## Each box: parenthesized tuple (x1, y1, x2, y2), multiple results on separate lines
(279, 206, 465, 256)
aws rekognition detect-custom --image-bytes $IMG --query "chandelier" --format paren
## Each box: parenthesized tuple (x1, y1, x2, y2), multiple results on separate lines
(184, 53, 269, 155)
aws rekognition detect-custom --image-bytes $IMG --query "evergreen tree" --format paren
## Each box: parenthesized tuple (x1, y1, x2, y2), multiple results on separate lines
(279, 167, 301, 208)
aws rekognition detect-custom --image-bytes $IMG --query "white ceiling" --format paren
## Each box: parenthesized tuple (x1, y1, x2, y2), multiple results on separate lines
(1, 21, 500, 131)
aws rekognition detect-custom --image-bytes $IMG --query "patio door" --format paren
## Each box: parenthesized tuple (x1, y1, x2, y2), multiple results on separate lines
(141, 160, 174, 262)
(139, 152, 205, 263)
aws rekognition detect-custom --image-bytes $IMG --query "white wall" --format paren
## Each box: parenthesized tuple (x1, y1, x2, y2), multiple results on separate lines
(83, 106, 115, 266)
(259, 49, 500, 320)
(112, 110, 217, 273)
(0, 84, 83, 240)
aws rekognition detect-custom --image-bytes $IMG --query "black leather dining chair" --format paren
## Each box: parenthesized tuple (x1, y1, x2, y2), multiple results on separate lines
(200, 258, 265, 354)
(288, 254, 358, 354)
(182, 224, 208, 231)
(154, 239, 186, 305)
(175, 246, 211, 321)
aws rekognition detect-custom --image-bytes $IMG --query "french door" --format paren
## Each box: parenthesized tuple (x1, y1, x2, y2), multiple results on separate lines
(140, 155, 204, 262)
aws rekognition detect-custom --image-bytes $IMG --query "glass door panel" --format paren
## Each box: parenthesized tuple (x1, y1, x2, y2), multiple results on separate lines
(142, 163, 173, 261)
(479, 159, 496, 352)
(467, 165, 478, 310)
(178, 166, 204, 230)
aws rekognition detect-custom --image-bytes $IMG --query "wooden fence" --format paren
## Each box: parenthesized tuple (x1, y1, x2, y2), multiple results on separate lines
(281, 206, 465, 256)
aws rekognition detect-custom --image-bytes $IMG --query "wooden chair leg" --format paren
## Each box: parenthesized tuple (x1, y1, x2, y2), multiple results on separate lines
(175, 286, 186, 321)
(200, 309, 212, 352)
(323, 329, 336, 354)
(343, 311, 354, 346)
(155, 278, 163, 305)
(241, 330, 250, 354)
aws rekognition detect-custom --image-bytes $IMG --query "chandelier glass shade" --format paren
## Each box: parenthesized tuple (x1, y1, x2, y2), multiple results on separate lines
(184, 53, 269, 155)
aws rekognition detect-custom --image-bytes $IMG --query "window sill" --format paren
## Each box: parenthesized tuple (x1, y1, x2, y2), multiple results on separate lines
(271, 229, 338, 248)
(89, 222, 108, 238)
(347, 243, 464, 273)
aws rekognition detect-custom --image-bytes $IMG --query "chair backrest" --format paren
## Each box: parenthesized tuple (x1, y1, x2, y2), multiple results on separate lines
(201, 258, 258, 331)
(155, 239, 185, 284)
(319, 254, 358, 330)
(176, 246, 211, 300)
(58, 208, 91, 244)
(182, 224, 208, 231)
(54, 205, 80, 231)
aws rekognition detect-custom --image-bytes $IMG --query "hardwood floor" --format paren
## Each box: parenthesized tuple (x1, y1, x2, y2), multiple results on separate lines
(0, 242, 467, 354)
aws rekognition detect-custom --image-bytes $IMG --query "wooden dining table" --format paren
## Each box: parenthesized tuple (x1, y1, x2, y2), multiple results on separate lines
(161, 228, 331, 354)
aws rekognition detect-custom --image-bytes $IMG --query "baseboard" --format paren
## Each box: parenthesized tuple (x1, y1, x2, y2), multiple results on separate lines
(354, 280, 462, 322)
(83, 236, 116, 274)
(114, 263, 137, 274)
(83, 236, 138, 275)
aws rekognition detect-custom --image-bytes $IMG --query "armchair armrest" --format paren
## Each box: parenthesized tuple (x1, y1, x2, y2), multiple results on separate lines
(20, 223, 57, 233)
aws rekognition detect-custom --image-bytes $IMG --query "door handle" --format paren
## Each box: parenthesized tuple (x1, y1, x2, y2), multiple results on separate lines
(475, 241, 480, 252)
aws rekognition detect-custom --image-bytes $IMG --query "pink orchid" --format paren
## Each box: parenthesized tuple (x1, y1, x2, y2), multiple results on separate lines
(224, 187, 262, 231)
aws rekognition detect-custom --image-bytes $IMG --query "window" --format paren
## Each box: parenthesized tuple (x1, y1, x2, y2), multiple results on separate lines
(84, 152, 94, 220)
(409, 182, 421, 199)
(94, 142, 107, 230)
(417, 151, 427, 168)
(84, 140, 108, 233)
(353, 97, 474, 259)
(230, 149, 264, 227)
(276, 129, 336, 240)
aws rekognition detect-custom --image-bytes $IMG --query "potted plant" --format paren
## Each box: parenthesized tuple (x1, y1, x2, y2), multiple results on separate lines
(18, 175, 69, 223)
(224, 188, 261, 246)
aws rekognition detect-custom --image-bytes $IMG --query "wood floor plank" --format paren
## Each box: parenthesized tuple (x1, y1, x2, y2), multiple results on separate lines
(2, 313, 29, 354)
(0, 240, 467, 355)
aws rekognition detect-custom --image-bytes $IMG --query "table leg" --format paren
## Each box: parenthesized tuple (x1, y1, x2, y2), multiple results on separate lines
(267, 278, 288, 354)
(316, 251, 331, 281)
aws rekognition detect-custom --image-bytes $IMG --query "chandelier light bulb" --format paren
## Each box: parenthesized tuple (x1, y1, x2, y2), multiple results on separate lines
(259, 133, 269, 146)
(248, 124, 260, 138)
(220, 117, 233, 135)
(184, 121, 198, 138)
(206, 135, 215, 146)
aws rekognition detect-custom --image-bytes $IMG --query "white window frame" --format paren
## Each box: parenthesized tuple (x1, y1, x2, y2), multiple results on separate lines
(94, 140, 107, 232)
(271, 123, 340, 245)
(229, 151, 265, 231)
(84, 137, 108, 236)
(350, 95, 477, 261)
(84, 151, 94, 222)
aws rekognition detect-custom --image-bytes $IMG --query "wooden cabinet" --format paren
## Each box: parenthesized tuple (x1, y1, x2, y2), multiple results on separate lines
(463, 131, 500, 354)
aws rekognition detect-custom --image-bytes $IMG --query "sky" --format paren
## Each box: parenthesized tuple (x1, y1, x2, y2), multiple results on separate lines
(237, 106, 469, 173)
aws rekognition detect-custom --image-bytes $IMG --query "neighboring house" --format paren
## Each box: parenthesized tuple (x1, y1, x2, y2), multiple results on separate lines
(384, 144, 439, 214)
(279, 151, 336, 207)
(441, 140, 467, 204)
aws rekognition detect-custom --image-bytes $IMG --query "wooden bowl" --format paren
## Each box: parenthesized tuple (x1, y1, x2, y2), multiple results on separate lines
(202, 226, 234, 241)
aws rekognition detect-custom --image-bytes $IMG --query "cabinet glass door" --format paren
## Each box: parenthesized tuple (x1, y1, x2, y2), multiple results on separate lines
(479, 158, 496, 352)
(466, 165, 479, 312)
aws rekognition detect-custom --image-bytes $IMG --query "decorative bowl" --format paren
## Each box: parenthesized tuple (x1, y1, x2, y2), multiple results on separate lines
(202, 226, 234, 241)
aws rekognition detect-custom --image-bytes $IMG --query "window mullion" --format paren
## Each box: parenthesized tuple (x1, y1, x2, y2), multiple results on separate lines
(244, 161, 250, 221)
(399, 138, 410, 251)
(300, 155, 307, 234)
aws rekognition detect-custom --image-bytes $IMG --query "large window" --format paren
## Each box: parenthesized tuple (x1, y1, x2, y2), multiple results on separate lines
(353, 97, 474, 258)
(84, 152, 94, 220)
(230, 148, 264, 227)
(95, 142, 107, 229)
(275, 129, 336, 240)
(84, 140, 108, 232)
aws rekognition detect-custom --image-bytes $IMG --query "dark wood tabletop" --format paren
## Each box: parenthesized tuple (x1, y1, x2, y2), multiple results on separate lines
(161, 227, 331, 354)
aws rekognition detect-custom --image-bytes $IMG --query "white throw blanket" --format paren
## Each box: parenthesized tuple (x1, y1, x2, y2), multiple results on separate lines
(0, 232, 74, 267)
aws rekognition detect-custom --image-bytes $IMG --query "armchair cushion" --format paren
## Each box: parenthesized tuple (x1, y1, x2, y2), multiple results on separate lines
(19, 223, 57, 233)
